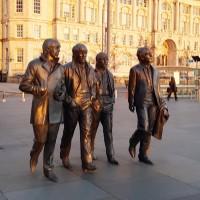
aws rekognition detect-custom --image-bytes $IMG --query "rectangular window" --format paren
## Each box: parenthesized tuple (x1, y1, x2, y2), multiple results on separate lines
(138, 15, 142, 29)
(112, 36, 116, 44)
(64, 28, 69, 40)
(86, 8, 92, 22)
(195, 23, 199, 35)
(34, 0, 40, 14)
(129, 35, 133, 46)
(122, 35, 126, 45)
(71, 5, 75, 19)
(34, 25, 41, 38)
(17, 24, 23, 37)
(121, 13, 127, 26)
(93, 32, 98, 43)
(73, 29, 78, 41)
(63, 4, 70, 18)
(16, 0, 23, 12)
(17, 49, 23, 62)
(85, 32, 90, 42)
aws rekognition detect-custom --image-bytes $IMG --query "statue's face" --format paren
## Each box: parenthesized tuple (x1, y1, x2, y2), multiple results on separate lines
(74, 48, 87, 64)
(48, 42, 61, 60)
(141, 50, 153, 64)
(96, 54, 108, 70)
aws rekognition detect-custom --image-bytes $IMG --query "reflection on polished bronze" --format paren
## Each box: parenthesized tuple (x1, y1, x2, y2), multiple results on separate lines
(91, 52, 118, 165)
(19, 38, 63, 182)
(56, 43, 96, 172)
(128, 47, 168, 165)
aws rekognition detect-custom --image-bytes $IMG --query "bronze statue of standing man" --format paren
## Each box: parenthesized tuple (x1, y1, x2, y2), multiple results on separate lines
(91, 52, 118, 165)
(19, 38, 63, 182)
(58, 43, 97, 172)
(128, 47, 165, 165)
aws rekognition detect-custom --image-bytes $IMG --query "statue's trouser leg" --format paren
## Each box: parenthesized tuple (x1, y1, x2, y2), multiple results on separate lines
(136, 104, 157, 158)
(31, 124, 60, 172)
(79, 106, 93, 165)
(43, 123, 60, 172)
(91, 108, 101, 153)
(60, 108, 78, 160)
(100, 104, 115, 159)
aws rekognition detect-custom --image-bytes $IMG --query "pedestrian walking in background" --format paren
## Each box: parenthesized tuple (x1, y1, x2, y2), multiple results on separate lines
(167, 76, 178, 101)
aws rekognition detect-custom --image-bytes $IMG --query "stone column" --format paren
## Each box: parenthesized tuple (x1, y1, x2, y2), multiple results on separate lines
(80, 0, 84, 23)
(55, 0, 60, 19)
(147, 0, 152, 32)
(175, 0, 180, 33)
(153, 0, 158, 31)
(132, 0, 136, 30)
(98, 1, 103, 26)
(116, 1, 119, 28)
(157, 0, 161, 31)
(189, 5, 193, 35)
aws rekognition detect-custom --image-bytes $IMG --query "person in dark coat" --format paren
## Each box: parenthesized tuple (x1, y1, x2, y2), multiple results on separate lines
(167, 76, 178, 101)
(91, 52, 118, 165)
(19, 38, 63, 182)
(56, 43, 97, 172)
(128, 47, 165, 165)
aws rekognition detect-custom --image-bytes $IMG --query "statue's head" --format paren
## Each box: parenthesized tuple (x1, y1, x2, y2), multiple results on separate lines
(96, 52, 108, 70)
(72, 43, 88, 64)
(137, 47, 153, 64)
(42, 38, 60, 61)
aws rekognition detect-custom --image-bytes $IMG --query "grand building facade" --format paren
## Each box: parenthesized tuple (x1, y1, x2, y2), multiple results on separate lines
(1, 0, 200, 81)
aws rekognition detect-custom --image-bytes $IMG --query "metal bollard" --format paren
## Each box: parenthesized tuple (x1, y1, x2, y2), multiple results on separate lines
(126, 90, 128, 99)
(21, 92, 25, 102)
(2, 91, 6, 103)
(115, 89, 118, 99)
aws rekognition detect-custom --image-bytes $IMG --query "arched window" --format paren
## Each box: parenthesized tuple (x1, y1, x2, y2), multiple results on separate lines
(193, 17, 200, 35)
(161, 3, 172, 32)
(120, 7, 131, 28)
(181, 16, 189, 34)
(136, 0, 147, 8)
(62, 0, 75, 21)
(136, 9, 147, 30)
(84, 1, 97, 24)
(161, 13, 170, 32)
(121, 54, 131, 66)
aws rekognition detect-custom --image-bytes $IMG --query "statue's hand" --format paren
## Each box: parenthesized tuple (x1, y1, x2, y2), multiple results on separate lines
(54, 80, 66, 101)
(40, 87, 47, 95)
(129, 104, 135, 113)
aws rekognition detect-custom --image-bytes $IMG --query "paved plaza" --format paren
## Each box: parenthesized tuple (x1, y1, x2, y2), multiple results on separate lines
(1, 83, 200, 200)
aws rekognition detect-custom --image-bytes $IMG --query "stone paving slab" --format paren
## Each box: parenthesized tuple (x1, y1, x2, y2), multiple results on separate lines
(4, 180, 110, 200)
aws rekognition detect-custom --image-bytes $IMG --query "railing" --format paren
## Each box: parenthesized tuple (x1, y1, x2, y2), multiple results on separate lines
(160, 85, 199, 99)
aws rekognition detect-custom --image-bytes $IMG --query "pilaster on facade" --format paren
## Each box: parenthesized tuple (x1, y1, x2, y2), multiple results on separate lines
(55, 0, 61, 19)
(157, 0, 161, 32)
(147, 0, 152, 32)
(153, 0, 158, 32)
(189, 5, 193, 36)
(132, 0, 136, 30)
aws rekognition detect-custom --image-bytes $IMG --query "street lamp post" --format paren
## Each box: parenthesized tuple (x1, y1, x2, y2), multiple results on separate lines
(192, 56, 200, 100)
(107, 0, 111, 61)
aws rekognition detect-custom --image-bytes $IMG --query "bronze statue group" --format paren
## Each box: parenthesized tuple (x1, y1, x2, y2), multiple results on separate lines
(19, 38, 169, 182)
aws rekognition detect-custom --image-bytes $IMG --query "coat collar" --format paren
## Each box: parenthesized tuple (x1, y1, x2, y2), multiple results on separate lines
(40, 54, 60, 73)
